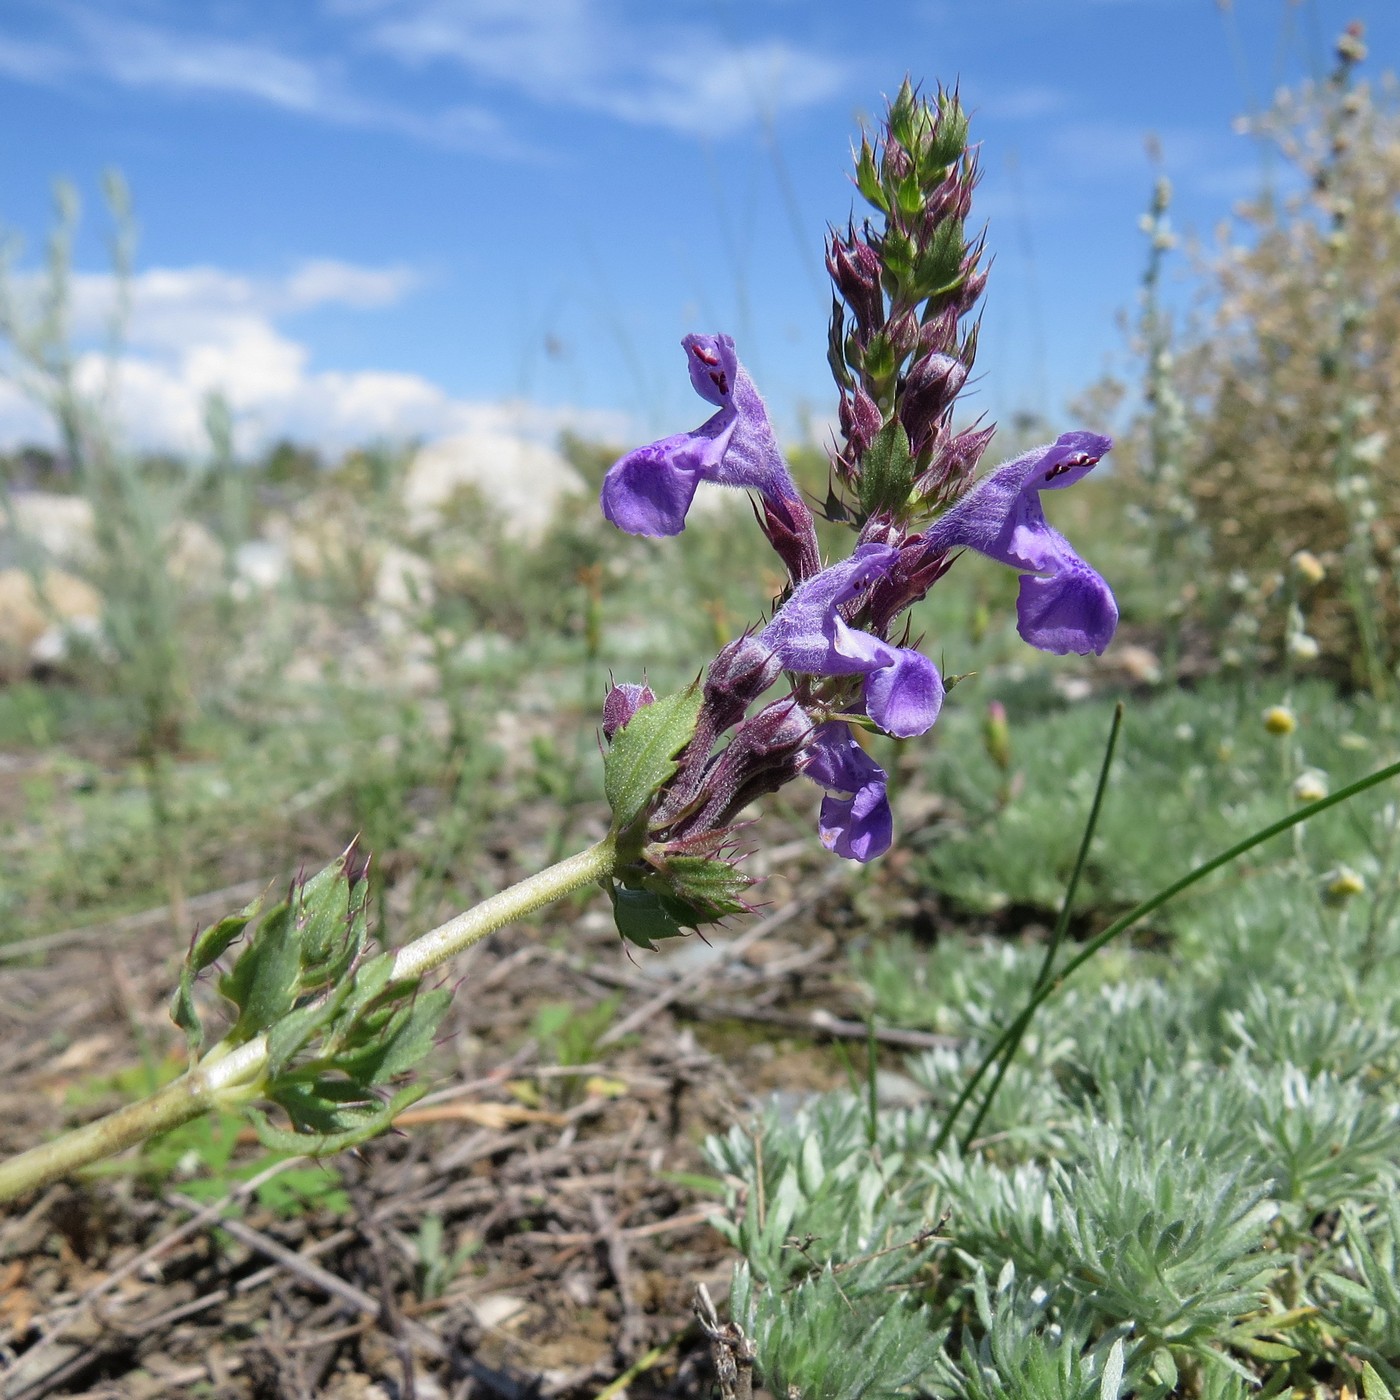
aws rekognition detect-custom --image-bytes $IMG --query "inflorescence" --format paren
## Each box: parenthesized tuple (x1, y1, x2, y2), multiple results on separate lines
(596, 82, 1117, 935)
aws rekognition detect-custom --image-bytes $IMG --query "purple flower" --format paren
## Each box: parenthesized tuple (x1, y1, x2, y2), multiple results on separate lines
(925, 431, 1118, 655)
(804, 722, 892, 861)
(601, 334, 802, 537)
(759, 543, 944, 738)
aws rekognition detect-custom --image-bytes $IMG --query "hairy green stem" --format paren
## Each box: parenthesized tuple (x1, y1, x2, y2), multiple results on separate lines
(0, 838, 616, 1202)
(931, 755, 1400, 1158)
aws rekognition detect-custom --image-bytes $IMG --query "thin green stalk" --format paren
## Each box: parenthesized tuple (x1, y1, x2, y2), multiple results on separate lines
(932, 753, 1400, 1158)
(958, 702, 1123, 1152)
(0, 838, 616, 1203)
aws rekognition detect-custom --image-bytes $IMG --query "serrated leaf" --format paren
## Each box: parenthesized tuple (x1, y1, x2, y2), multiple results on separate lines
(611, 886, 689, 950)
(249, 1082, 427, 1156)
(171, 898, 264, 1053)
(912, 219, 966, 302)
(265, 996, 340, 1079)
(930, 102, 969, 166)
(338, 987, 451, 1086)
(295, 855, 353, 968)
(220, 900, 301, 1043)
(855, 140, 886, 212)
(860, 419, 916, 518)
(190, 898, 264, 975)
(603, 683, 702, 833)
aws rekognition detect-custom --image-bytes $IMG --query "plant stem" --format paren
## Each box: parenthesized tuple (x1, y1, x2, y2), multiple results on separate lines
(931, 754, 1400, 1158)
(0, 837, 616, 1203)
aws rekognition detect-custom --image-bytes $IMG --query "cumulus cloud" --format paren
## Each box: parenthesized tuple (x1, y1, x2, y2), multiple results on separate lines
(0, 258, 626, 456)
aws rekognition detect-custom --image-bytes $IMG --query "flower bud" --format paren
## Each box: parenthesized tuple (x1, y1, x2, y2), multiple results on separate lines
(1292, 769, 1329, 804)
(900, 352, 967, 453)
(826, 230, 884, 335)
(982, 700, 1011, 773)
(1336, 21, 1366, 65)
(704, 635, 782, 719)
(671, 700, 814, 836)
(1287, 633, 1320, 663)
(602, 682, 655, 740)
(839, 386, 883, 457)
(1262, 704, 1296, 736)
(1323, 866, 1365, 905)
(1291, 550, 1325, 585)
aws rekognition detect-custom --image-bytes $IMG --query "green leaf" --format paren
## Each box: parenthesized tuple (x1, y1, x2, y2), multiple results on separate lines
(929, 98, 969, 166)
(189, 898, 264, 975)
(855, 138, 886, 212)
(334, 950, 398, 1025)
(603, 683, 702, 834)
(219, 900, 301, 1043)
(336, 987, 452, 1086)
(611, 886, 690, 950)
(1100, 1337, 1125, 1400)
(265, 995, 341, 1079)
(912, 218, 966, 303)
(171, 896, 263, 1053)
(1363, 1362, 1395, 1400)
(860, 419, 916, 518)
(295, 854, 354, 969)
(250, 1082, 427, 1156)
(1232, 1338, 1300, 1362)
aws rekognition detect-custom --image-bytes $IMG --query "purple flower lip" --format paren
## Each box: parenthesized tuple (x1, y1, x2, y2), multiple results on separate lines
(925, 431, 1119, 656)
(758, 543, 943, 738)
(600, 333, 802, 538)
(803, 722, 892, 862)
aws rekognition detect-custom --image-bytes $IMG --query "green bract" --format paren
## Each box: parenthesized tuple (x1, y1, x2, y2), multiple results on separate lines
(602, 681, 702, 836)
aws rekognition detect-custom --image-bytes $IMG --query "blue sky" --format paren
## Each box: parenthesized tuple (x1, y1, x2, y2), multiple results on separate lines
(0, 0, 1394, 457)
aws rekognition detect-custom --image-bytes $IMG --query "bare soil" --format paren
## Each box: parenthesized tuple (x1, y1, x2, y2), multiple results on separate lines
(0, 800, 951, 1400)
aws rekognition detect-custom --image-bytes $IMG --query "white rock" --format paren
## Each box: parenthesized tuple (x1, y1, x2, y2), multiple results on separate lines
(469, 1293, 529, 1330)
(0, 567, 103, 670)
(373, 544, 434, 614)
(5, 492, 96, 565)
(232, 539, 289, 592)
(164, 519, 225, 589)
(403, 432, 585, 542)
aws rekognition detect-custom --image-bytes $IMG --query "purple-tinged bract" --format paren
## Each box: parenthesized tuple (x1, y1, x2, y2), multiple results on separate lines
(600, 334, 802, 538)
(602, 682, 655, 741)
(803, 723, 892, 862)
(759, 543, 944, 738)
(925, 431, 1119, 655)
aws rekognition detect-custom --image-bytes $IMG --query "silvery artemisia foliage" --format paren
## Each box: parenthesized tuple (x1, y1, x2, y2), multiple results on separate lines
(596, 82, 1117, 943)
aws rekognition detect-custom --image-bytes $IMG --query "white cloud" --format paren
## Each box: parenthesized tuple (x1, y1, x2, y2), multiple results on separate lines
(0, 257, 625, 455)
(281, 259, 421, 310)
(357, 0, 847, 137)
(0, 4, 523, 154)
(68, 11, 325, 111)
(0, 0, 843, 147)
